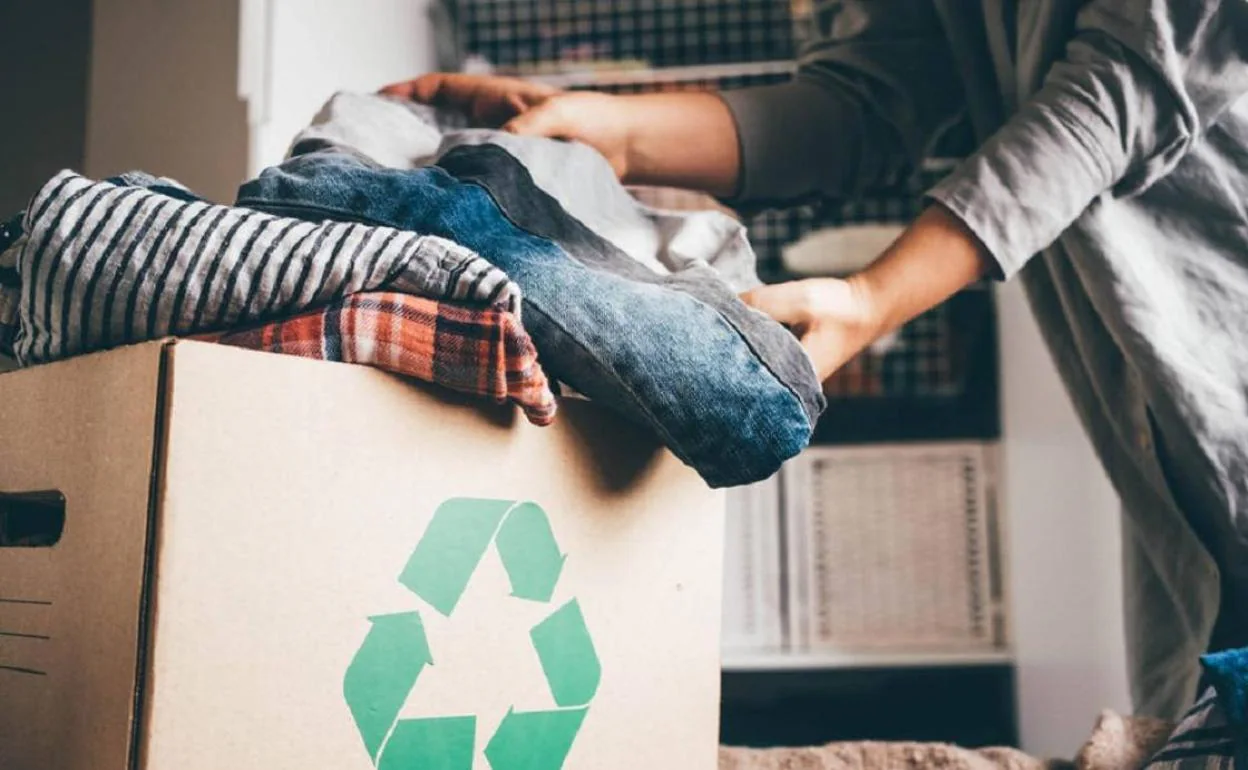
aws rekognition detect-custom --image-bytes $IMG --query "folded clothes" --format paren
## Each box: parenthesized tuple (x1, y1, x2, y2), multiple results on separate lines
(0, 170, 519, 366)
(239, 146, 823, 487)
(194, 292, 556, 425)
(291, 91, 762, 292)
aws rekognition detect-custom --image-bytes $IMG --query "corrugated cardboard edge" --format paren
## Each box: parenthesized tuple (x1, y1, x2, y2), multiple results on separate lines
(129, 338, 178, 770)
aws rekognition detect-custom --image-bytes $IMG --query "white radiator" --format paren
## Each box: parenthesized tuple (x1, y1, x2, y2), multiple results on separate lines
(782, 443, 1008, 655)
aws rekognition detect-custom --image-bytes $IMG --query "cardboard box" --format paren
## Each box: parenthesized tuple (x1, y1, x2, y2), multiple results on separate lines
(720, 478, 783, 657)
(0, 341, 724, 770)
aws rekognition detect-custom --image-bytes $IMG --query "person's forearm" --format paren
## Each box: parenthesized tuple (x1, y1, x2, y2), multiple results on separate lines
(740, 203, 993, 382)
(852, 204, 993, 336)
(618, 92, 741, 196)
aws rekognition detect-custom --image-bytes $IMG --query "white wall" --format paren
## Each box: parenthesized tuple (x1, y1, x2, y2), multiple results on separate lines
(87, 0, 250, 203)
(997, 282, 1132, 757)
(249, 0, 439, 174)
(85, 0, 437, 200)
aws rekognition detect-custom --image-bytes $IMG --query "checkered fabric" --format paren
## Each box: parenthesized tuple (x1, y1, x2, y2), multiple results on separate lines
(194, 292, 558, 426)
(447, 0, 798, 69)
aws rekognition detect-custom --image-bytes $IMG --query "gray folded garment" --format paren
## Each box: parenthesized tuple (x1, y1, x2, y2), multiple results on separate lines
(289, 91, 762, 293)
(0, 170, 516, 366)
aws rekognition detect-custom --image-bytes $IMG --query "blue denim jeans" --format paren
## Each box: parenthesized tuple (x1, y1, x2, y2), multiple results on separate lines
(238, 148, 822, 487)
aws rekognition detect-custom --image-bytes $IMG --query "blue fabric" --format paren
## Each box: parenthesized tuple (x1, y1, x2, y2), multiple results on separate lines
(1198, 650, 1248, 767)
(428, 144, 823, 430)
(1203, 650, 1248, 727)
(237, 149, 818, 487)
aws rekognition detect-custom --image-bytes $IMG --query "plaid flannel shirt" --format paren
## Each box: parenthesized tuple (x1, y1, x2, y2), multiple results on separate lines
(193, 292, 557, 426)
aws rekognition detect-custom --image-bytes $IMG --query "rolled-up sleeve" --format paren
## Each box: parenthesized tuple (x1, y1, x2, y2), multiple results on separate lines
(720, 0, 964, 209)
(928, 0, 1248, 279)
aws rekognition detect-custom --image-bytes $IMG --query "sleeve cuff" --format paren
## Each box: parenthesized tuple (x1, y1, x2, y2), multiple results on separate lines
(923, 98, 1116, 281)
(924, 182, 1015, 282)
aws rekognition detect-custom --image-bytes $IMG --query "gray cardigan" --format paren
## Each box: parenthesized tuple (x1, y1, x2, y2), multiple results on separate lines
(723, 0, 1248, 719)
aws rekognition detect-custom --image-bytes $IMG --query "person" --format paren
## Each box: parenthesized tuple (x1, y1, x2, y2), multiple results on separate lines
(384, 1, 1248, 719)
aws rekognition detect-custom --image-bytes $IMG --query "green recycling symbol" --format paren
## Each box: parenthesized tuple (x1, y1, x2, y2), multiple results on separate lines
(343, 498, 601, 770)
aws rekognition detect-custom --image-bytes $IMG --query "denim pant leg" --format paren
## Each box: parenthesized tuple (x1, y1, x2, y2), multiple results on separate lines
(435, 144, 825, 430)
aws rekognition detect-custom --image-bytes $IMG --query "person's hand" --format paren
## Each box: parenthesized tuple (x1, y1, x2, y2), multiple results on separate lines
(743, 205, 993, 382)
(383, 76, 740, 191)
(503, 91, 635, 178)
(741, 277, 884, 381)
(380, 73, 559, 127)
(380, 74, 634, 178)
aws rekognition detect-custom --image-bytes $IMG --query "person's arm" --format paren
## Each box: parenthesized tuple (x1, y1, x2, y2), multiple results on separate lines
(928, 0, 1248, 280)
(386, 0, 963, 203)
(745, 205, 991, 380)
(382, 74, 745, 193)
(747, 0, 1248, 379)
(505, 0, 962, 201)
(504, 90, 743, 195)
(716, 0, 985, 378)
(720, 0, 963, 209)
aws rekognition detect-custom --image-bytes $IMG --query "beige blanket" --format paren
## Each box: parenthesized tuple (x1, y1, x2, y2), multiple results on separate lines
(719, 711, 1174, 770)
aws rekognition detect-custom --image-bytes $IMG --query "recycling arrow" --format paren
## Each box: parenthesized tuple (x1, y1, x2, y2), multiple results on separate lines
(398, 498, 511, 616)
(485, 707, 589, 770)
(379, 716, 476, 770)
(495, 502, 566, 603)
(344, 498, 601, 770)
(531, 600, 600, 708)
(342, 611, 432, 761)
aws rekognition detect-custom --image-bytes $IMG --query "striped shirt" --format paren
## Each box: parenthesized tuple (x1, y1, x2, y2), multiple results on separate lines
(0, 170, 519, 366)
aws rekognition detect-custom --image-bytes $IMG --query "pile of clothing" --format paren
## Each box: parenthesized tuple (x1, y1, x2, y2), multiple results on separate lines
(0, 92, 825, 487)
